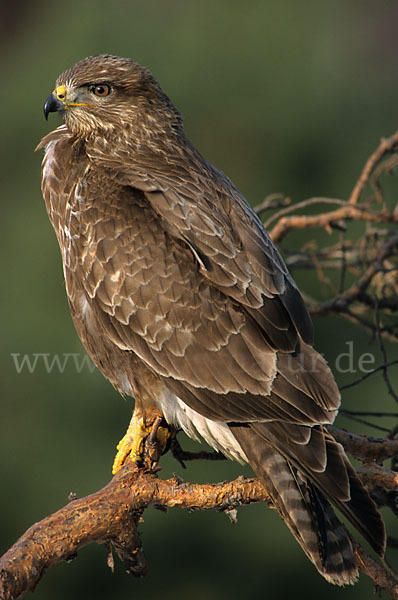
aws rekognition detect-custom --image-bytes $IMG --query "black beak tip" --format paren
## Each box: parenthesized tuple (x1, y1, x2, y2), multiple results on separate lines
(43, 93, 62, 120)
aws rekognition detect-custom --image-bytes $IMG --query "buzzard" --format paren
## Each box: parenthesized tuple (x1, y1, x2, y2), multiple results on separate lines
(37, 55, 385, 584)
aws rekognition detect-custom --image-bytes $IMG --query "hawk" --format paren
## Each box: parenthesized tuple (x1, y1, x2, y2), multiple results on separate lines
(37, 55, 385, 584)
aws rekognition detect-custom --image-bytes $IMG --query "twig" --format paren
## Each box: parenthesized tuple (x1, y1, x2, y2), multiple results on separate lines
(263, 197, 350, 230)
(374, 298, 398, 404)
(169, 436, 227, 468)
(253, 193, 290, 214)
(349, 130, 398, 205)
(269, 203, 398, 243)
(357, 292, 398, 311)
(338, 359, 398, 392)
(338, 412, 392, 433)
(340, 410, 398, 417)
(336, 309, 398, 344)
(308, 235, 398, 317)
(338, 236, 348, 294)
(387, 537, 398, 550)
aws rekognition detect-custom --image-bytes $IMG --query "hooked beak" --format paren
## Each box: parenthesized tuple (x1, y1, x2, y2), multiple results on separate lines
(43, 84, 89, 120)
(43, 92, 64, 120)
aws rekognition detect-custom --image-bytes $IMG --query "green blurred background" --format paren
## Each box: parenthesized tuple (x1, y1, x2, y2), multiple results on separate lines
(1, 1, 397, 598)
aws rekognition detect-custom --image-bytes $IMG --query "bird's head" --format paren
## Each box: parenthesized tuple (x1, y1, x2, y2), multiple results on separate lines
(43, 55, 183, 141)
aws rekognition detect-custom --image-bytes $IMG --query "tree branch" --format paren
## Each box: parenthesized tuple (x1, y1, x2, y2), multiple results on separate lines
(269, 203, 398, 244)
(349, 130, 398, 205)
(308, 235, 398, 317)
(328, 426, 398, 463)
(353, 543, 398, 599)
(268, 130, 398, 243)
(0, 463, 269, 600)
(357, 464, 398, 490)
(1, 455, 398, 600)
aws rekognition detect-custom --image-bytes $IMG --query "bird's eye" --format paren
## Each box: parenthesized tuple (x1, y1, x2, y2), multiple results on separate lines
(89, 84, 111, 97)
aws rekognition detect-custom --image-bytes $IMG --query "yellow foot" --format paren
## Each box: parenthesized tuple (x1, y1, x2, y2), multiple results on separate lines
(112, 411, 170, 475)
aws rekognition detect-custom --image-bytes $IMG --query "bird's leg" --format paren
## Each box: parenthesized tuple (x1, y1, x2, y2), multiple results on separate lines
(112, 408, 170, 474)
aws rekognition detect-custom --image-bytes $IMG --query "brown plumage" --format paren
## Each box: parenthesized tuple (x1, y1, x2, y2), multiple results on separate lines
(37, 55, 385, 584)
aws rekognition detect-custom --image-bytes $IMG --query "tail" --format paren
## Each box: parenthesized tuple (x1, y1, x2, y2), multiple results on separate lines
(231, 424, 385, 585)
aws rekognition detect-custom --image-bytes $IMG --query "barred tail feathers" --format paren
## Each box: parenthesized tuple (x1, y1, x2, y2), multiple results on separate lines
(232, 426, 360, 585)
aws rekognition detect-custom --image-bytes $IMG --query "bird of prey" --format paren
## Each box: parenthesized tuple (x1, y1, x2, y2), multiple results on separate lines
(37, 55, 385, 584)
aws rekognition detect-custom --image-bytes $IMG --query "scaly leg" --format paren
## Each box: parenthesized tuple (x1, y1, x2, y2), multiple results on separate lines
(112, 408, 170, 475)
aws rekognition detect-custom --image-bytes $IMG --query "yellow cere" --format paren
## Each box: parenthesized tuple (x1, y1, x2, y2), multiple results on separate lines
(54, 85, 67, 101)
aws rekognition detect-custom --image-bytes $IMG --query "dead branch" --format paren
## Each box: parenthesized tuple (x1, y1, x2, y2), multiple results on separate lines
(1, 457, 398, 600)
(0, 463, 269, 600)
(264, 131, 398, 348)
(328, 426, 398, 463)
(338, 361, 398, 393)
(353, 543, 398, 599)
(349, 130, 398, 205)
(269, 130, 398, 243)
(335, 309, 398, 344)
(263, 197, 351, 229)
(269, 203, 398, 244)
(357, 464, 398, 490)
(308, 235, 398, 318)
